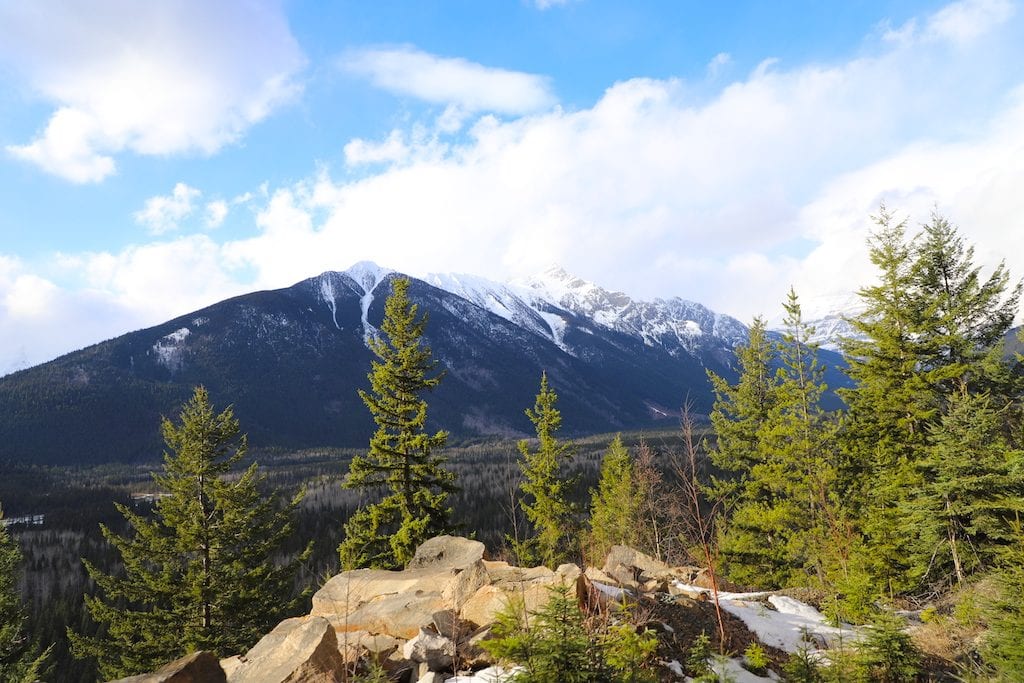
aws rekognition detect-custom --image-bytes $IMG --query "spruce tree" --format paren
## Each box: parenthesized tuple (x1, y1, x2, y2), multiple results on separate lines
(840, 207, 1022, 596)
(70, 387, 310, 678)
(0, 507, 49, 682)
(339, 276, 455, 570)
(517, 373, 576, 569)
(588, 434, 638, 562)
(911, 390, 1024, 584)
(710, 295, 841, 589)
(839, 209, 939, 596)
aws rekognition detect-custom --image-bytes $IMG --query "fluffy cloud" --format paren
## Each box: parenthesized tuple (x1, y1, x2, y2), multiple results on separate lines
(341, 46, 556, 115)
(134, 183, 201, 235)
(4, 0, 1024, 375)
(1, 0, 305, 182)
(205, 201, 229, 229)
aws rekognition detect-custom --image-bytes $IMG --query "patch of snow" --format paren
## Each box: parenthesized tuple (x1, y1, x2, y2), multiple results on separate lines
(671, 583, 859, 657)
(710, 656, 779, 682)
(448, 666, 522, 682)
(537, 310, 572, 355)
(191, 316, 209, 327)
(592, 581, 629, 601)
(319, 275, 341, 330)
(152, 328, 190, 371)
(344, 261, 393, 344)
(666, 659, 684, 677)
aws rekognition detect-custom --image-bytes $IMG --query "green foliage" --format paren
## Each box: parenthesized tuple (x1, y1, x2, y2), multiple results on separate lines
(0, 506, 50, 682)
(911, 390, 1024, 585)
(742, 641, 769, 675)
(840, 207, 1022, 597)
(854, 612, 921, 683)
(710, 292, 841, 589)
(517, 373, 576, 569)
(686, 630, 714, 678)
(339, 277, 456, 569)
(70, 387, 311, 678)
(587, 434, 640, 562)
(982, 521, 1024, 678)
(484, 584, 659, 683)
(782, 643, 822, 683)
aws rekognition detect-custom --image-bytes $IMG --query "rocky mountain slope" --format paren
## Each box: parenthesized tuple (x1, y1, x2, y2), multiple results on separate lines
(0, 263, 848, 466)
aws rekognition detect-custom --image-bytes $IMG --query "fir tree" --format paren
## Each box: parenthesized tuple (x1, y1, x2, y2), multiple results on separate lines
(0, 506, 49, 682)
(841, 207, 1022, 596)
(982, 521, 1024, 677)
(517, 373, 576, 569)
(587, 434, 638, 562)
(912, 390, 1024, 584)
(339, 276, 455, 570)
(712, 293, 840, 589)
(70, 387, 310, 678)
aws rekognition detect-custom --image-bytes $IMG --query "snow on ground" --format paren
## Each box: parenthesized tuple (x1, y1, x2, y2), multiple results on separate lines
(673, 582, 860, 656)
(448, 666, 522, 682)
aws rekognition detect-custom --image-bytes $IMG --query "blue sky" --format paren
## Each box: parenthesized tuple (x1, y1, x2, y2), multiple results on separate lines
(1, 0, 1023, 374)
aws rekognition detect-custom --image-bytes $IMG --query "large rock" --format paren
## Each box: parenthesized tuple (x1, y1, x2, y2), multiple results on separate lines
(228, 616, 344, 683)
(311, 539, 490, 640)
(109, 651, 225, 683)
(603, 546, 672, 580)
(407, 536, 486, 570)
(402, 627, 455, 671)
(458, 562, 582, 628)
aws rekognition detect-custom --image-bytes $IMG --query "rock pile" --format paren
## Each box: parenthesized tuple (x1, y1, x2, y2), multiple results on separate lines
(111, 536, 722, 683)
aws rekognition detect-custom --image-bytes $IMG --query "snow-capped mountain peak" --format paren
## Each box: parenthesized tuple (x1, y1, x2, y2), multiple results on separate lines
(344, 260, 393, 295)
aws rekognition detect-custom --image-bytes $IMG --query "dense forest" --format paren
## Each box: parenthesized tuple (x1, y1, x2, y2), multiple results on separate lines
(3, 208, 1024, 681)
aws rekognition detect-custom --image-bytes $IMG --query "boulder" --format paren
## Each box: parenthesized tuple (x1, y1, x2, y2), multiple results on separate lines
(402, 627, 455, 671)
(228, 616, 344, 683)
(327, 591, 449, 640)
(603, 546, 672, 582)
(407, 536, 486, 570)
(109, 651, 225, 683)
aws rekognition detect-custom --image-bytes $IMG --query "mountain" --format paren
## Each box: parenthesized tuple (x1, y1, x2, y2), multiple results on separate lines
(0, 263, 848, 466)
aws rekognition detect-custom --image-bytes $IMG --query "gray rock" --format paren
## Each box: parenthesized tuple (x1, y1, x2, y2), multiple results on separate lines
(407, 536, 486, 570)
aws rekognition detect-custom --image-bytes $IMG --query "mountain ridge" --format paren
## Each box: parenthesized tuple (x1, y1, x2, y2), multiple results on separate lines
(0, 262, 848, 466)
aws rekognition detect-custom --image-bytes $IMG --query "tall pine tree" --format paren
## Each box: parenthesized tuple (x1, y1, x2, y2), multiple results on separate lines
(339, 276, 456, 570)
(840, 207, 1021, 596)
(711, 292, 840, 589)
(517, 373, 576, 569)
(587, 434, 639, 563)
(71, 387, 310, 678)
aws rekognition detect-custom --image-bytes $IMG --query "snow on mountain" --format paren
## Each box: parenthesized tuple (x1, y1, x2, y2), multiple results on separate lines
(513, 266, 749, 355)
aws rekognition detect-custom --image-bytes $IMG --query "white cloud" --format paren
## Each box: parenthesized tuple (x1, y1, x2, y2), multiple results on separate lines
(4, 0, 1024, 374)
(205, 200, 229, 229)
(924, 0, 1014, 43)
(344, 130, 413, 166)
(134, 183, 201, 235)
(707, 52, 732, 79)
(0, 0, 305, 183)
(342, 46, 556, 114)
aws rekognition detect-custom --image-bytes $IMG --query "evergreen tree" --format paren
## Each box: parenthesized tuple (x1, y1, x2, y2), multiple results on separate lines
(339, 277, 455, 570)
(587, 434, 638, 562)
(711, 293, 840, 589)
(912, 213, 1021, 399)
(912, 390, 1024, 584)
(982, 521, 1024, 677)
(70, 387, 310, 678)
(840, 207, 1022, 596)
(517, 373, 576, 569)
(0, 507, 49, 682)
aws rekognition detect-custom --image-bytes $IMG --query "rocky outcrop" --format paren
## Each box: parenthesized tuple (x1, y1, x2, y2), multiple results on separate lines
(115, 537, 724, 683)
